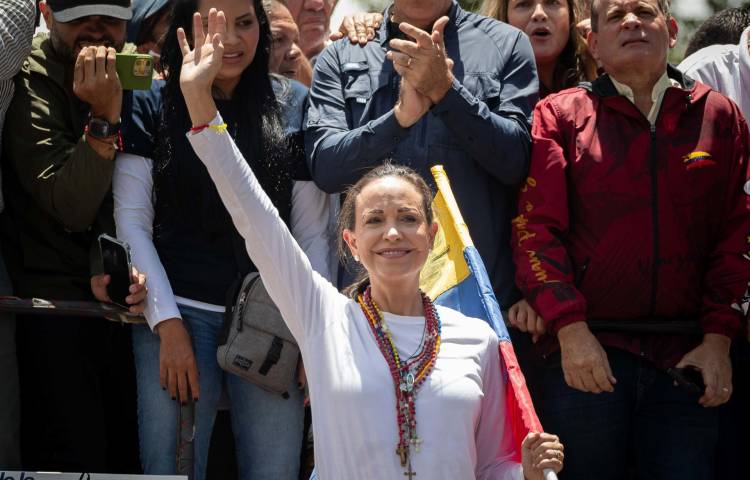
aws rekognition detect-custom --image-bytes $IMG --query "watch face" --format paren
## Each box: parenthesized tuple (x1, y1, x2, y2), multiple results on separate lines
(88, 117, 119, 138)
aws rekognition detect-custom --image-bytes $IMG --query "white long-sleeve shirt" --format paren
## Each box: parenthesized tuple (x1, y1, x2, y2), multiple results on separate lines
(113, 153, 333, 330)
(185, 114, 524, 480)
(678, 26, 750, 121)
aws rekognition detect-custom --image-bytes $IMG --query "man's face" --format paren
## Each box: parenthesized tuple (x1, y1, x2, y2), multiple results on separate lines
(42, 4, 126, 62)
(285, 0, 336, 58)
(269, 4, 304, 78)
(589, 0, 677, 76)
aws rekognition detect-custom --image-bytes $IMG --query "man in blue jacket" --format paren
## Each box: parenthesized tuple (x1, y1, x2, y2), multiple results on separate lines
(305, 0, 538, 309)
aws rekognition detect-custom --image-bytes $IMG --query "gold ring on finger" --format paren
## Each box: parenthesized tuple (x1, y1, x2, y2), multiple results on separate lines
(407, 57, 413, 68)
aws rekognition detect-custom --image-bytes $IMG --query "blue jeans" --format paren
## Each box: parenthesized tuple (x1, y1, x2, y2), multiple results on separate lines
(132, 304, 304, 480)
(535, 347, 717, 480)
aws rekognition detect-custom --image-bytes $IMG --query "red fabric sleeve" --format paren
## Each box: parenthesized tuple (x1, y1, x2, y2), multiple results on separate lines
(700, 105, 750, 339)
(511, 99, 587, 335)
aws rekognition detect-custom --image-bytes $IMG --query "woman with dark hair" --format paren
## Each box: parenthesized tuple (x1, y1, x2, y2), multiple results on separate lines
(174, 9, 565, 480)
(482, 0, 596, 97)
(114, 0, 331, 478)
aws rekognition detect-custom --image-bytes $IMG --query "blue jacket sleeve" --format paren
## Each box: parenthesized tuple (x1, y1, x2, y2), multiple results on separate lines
(305, 45, 409, 194)
(431, 30, 538, 186)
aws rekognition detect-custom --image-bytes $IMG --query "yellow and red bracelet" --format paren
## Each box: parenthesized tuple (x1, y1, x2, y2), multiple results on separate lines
(189, 123, 228, 134)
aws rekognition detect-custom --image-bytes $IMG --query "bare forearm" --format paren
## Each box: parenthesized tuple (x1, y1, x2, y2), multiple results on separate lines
(182, 85, 218, 127)
(85, 134, 118, 161)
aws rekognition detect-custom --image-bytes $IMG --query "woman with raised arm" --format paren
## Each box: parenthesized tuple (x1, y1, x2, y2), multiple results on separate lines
(178, 8, 565, 480)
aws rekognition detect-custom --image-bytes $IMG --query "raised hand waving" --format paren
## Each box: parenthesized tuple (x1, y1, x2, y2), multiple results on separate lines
(178, 8, 226, 125)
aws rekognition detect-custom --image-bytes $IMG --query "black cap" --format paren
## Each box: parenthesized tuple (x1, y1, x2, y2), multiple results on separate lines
(47, 0, 133, 23)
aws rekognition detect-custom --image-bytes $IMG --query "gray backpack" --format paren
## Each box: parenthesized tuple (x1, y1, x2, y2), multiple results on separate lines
(217, 272, 299, 398)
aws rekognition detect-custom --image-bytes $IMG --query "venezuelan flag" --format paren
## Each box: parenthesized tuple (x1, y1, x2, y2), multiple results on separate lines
(420, 166, 553, 477)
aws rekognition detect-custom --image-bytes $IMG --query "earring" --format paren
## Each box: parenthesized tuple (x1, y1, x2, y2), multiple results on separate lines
(354, 255, 360, 262)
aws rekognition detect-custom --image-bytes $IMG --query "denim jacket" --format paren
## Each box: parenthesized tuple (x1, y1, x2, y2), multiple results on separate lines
(305, 1, 538, 307)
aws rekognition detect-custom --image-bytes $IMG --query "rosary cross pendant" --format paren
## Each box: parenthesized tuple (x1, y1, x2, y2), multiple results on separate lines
(404, 460, 417, 479)
(397, 445, 408, 467)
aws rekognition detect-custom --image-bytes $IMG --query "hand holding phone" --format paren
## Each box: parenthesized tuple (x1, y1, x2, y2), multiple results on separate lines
(74, 46, 122, 123)
(666, 367, 706, 396)
(98, 234, 134, 308)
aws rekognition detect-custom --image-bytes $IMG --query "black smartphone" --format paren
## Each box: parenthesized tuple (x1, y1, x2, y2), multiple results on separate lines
(98, 234, 133, 308)
(666, 367, 706, 396)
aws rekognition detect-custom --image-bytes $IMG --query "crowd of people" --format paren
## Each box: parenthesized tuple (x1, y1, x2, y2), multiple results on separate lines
(0, 0, 748, 479)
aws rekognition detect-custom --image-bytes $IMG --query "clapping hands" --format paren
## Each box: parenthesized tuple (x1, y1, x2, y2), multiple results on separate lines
(387, 17, 455, 128)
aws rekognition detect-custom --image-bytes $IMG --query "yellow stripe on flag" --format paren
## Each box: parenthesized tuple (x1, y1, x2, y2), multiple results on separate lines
(419, 166, 472, 300)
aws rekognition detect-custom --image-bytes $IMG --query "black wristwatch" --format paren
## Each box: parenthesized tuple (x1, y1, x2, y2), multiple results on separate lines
(87, 115, 121, 138)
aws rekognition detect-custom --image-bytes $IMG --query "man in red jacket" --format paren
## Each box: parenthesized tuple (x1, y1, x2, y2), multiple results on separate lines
(512, 0, 750, 478)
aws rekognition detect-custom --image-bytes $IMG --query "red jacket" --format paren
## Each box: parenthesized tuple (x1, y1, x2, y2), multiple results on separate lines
(512, 68, 750, 368)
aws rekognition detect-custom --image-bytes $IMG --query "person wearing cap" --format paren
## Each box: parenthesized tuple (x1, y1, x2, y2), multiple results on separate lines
(1, 0, 143, 471)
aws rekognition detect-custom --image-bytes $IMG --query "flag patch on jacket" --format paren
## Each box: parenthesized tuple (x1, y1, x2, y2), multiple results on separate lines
(683, 151, 716, 170)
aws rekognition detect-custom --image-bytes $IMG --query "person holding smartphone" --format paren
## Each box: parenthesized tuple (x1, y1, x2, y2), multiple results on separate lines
(114, 0, 331, 478)
(0, 0, 148, 471)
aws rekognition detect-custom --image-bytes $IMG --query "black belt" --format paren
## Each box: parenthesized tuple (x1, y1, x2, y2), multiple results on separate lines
(587, 318, 702, 335)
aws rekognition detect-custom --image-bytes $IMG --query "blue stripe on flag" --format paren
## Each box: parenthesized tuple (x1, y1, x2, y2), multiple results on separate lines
(463, 246, 509, 342)
(431, 246, 509, 342)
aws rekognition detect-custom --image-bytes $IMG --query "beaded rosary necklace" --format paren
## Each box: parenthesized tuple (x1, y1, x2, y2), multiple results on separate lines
(357, 286, 441, 479)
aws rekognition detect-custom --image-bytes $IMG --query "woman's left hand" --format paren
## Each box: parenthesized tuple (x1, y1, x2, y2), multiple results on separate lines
(178, 8, 226, 124)
(521, 432, 564, 480)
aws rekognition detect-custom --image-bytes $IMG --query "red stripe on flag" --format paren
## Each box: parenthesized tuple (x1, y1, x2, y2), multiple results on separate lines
(498, 342, 543, 462)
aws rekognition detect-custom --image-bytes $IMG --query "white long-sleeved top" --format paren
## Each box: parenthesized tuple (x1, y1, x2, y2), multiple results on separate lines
(185, 114, 524, 480)
(113, 153, 333, 330)
(678, 26, 750, 120)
